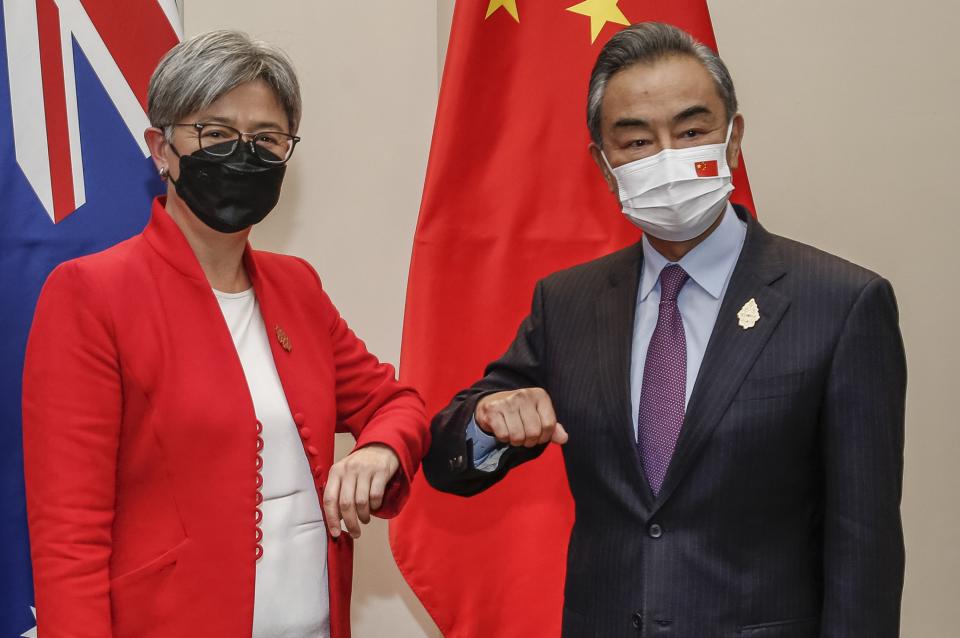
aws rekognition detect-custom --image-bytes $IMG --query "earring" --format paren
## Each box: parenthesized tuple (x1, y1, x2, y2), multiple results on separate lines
(159, 166, 168, 179)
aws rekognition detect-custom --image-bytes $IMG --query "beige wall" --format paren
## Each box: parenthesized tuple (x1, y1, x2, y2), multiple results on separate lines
(187, 1, 957, 634)
(708, 2, 960, 633)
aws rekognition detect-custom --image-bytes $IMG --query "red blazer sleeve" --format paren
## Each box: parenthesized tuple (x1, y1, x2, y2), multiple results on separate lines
(299, 258, 429, 518)
(22, 261, 121, 637)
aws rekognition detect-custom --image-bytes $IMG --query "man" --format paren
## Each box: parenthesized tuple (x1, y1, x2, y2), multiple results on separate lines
(424, 22, 905, 637)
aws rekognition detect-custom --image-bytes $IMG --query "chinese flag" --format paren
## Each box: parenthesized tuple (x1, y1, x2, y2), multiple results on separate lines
(696, 159, 720, 177)
(390, 2, 754, 636)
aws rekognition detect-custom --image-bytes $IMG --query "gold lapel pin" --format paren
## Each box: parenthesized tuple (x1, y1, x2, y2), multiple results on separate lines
(275, 325, 292, 352)
(737, 298, 760, 330)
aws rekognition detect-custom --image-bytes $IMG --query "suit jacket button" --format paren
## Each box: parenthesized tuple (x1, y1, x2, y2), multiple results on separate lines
(631, 612, 643, 630)
(299, 427, 312, 439)
(313, 465, 324, 478)
(293, 412, 305, 426)
(307, 445, 320, 456)
(648, 524, 663, 539)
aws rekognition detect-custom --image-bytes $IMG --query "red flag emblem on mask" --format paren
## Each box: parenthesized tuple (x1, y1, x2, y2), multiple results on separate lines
(695, 159, 719, 177)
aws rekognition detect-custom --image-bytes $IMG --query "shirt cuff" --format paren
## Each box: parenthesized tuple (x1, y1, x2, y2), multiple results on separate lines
(466, 416, 506, 472)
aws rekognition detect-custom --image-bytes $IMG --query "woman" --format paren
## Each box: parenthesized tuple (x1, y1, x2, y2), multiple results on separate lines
(22, 30, 429, 638)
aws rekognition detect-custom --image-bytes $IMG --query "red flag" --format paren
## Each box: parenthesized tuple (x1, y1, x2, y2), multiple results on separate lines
(390, 2, 754, 636)
(695, 159, 720, 177)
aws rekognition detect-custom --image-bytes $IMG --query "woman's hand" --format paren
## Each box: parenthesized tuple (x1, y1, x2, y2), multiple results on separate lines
(322, 443, 400, 539)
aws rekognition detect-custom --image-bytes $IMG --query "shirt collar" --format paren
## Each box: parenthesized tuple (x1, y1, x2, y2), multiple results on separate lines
(639, 202, 747, 301)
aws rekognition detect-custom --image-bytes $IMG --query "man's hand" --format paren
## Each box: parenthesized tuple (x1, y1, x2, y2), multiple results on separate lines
(322, 443, 400, 539)
(475, 388, 568, 448)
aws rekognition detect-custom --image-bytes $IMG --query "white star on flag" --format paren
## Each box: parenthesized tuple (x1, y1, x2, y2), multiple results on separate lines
(21, 607, 37, 638)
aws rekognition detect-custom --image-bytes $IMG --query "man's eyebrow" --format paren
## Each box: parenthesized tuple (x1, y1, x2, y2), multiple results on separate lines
(672, 105, 713, 123)
(611, 106, 713, 131)
(613, 117, 651, 130)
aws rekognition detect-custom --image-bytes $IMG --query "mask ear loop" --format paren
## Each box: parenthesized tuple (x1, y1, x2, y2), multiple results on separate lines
(720, 119, 737, 201)
(714, 119, 736, 174)
(599, 147, 615, 173)
(598, 148, 623, 199)
(724, 118, 735, 145)
(167, 142, 183, 190)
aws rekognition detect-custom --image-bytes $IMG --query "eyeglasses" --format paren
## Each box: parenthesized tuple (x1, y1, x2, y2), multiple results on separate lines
(171, 122, 301, 165)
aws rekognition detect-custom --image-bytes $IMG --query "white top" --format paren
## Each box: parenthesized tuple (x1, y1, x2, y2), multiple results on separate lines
(214, 288, 330, 638)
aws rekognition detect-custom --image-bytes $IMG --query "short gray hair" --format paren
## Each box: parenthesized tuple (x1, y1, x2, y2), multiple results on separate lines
(587, 22, 737, 145)
(148, 30, 302, 136)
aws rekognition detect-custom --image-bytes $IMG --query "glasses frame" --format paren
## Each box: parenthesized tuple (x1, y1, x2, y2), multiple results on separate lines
(170, 122, 301, 165)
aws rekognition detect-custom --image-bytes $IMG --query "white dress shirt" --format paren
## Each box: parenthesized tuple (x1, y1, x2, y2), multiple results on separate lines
(215, 288, 330, 638)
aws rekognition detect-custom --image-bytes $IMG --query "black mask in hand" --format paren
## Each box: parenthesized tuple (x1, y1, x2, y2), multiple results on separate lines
(169, 140, 286, 234)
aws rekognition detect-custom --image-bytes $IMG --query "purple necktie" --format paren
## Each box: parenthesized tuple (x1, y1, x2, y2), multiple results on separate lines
(638, 264, 690, 496)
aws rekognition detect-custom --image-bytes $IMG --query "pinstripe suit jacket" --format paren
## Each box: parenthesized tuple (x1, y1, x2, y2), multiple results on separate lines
(424, 206, 906, 637)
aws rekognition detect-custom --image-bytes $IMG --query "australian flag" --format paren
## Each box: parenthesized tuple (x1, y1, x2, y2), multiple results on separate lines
(0, 1, 180, 634)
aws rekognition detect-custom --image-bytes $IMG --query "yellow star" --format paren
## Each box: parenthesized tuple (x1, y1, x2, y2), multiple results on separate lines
(567, 0, 630, 43)
(486, 0, 520, 22)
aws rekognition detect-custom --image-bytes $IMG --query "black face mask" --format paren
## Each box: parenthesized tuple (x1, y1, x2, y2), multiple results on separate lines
(169, 140, 286, 234)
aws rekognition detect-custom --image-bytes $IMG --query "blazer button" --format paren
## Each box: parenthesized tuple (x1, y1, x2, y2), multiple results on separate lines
(307, 445, 320, 456)
(313, 465, 324, 478)
(293, 412, 305, 426)
(648, 524, 663, 539)
(631, 611, 643, 630)
(299, 427, 312, 439)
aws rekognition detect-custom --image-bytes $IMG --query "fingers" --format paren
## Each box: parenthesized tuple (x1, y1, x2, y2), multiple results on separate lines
(355, 468, 372, 525)
(369, 470, 388, 513)
(322, 462, 362, 539)
(476, 388, 566, 448)
(322, 445, 400, 539)
(338, 470, 361, 538)
(519, 402, 543, 448)
(475, 400, 507, 441)
(477, 410, 510, 445)
(535, 394, 559, 445)
(322, 469, 343, 539)
(551, 422, 569, 445)
(502, 409, 527, 446)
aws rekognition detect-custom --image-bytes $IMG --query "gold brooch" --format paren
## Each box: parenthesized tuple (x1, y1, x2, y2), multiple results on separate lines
(737, 298, 760, 330)
(275, 325, 292, 352)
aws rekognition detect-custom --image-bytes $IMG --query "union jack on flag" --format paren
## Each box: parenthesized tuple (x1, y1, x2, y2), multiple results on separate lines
(0, 1, 180, 635)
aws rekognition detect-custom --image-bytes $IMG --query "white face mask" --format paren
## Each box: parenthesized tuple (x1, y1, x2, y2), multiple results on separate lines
(602, 122, 735, 242)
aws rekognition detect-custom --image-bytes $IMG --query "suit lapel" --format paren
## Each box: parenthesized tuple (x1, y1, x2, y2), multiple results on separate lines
(651, 215, 790, 514)
(594, 243, 655, 507)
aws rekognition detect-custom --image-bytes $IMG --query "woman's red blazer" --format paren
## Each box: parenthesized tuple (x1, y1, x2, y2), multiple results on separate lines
(22, 198, 429, 637)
